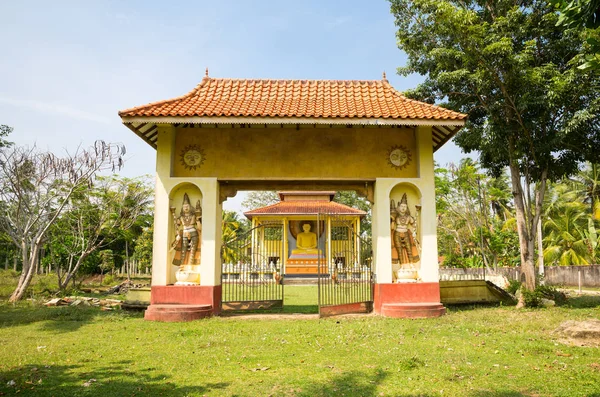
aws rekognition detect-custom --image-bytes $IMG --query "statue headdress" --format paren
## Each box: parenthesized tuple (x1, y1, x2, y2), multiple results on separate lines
(396, 193, 411, 216)
(179, 193, 192, 217)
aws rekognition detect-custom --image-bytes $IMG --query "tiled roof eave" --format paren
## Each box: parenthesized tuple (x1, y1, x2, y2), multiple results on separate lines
(120, 115, 466, 126)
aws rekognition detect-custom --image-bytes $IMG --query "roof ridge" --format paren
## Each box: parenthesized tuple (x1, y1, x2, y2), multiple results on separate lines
(119, 75, 468, 121)
(244, 200, 367, 215)
(382, 79, 463, 117)
(204, 77, 385, 84)
(243, 200, 284, 214)
(117, 77, 210, 116)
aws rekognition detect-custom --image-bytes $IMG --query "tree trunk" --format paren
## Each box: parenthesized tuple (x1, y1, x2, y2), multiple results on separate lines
(59, 252, 92, 290)
(9, 243, 39, 302)
(13, 256, 17, 271)
(126, 240, 130, 281)
(537, 217, 544, 277)
(508, 160, 536, 290)
(4, 255, 7, 270)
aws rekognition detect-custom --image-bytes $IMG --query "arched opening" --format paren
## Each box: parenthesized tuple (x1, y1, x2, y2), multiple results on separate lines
(220, 184, 373, 316)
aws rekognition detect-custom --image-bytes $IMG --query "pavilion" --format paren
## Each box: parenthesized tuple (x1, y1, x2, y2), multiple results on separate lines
(242, 191, 366, 275)
(119, 70, 466, 320)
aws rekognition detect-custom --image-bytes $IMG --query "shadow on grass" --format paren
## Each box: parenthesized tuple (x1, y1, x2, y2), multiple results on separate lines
(296, 369, 389, 397)
(444, 302, 503, 312)
(0, 304, 142, 332)
(0, 362, 227, 397)
(282, 304, 318, 314)
(470, 392, 534, 397)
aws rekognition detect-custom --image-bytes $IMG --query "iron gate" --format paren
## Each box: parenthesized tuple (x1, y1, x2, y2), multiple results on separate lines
(221, 221, 284, 311)
(317, 213, 373, 317)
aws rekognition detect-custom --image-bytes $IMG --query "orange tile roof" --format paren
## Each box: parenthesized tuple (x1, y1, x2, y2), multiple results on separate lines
(244, 200, 367, 219)
(119, 75, 466, 121)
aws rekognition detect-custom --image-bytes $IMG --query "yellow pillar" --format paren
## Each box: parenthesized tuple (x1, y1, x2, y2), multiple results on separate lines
(152, 125, 175, 286)
(282, 217, 288, 271)
(416, 125, 439, 282)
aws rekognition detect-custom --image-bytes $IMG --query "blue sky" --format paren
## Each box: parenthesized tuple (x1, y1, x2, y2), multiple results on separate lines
(0, 0, 465, 212)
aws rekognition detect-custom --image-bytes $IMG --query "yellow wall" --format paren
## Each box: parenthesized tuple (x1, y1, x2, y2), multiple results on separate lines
(173, 125, 417, 179)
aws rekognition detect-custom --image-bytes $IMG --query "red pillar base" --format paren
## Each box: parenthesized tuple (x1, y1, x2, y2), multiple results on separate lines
(144, 285, 222, 322)
(374, 282, 446, 318)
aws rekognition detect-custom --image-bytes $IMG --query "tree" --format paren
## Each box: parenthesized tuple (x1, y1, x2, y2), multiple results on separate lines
(552, 0, 600, 70)
(45, 175, 152, 290)
(133, 224, 153, 272)
(221, 210, 246, 263)
(0, 125, 13, 148)
(99, 249, 115, 276)
(0, 141, 124, 302)
(333, 191, 372, 239)
(570, 163, 600, 220)
(390, 0, 600, 290)
(435, 160, 519, 270)
(543, 185, 592, 265)
(241, 191, 279, 211)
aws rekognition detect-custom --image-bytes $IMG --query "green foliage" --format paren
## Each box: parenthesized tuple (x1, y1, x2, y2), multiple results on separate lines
(133, 225, 153, 270)
(521, 288, 543, 307)
(542, 172, 600, 265)
(435, 160, 519, 269)
(522, 284, 568, 307)
(0, 125, 13, 148)
(102, 274, 116, 286)
(551, 0, 600, 70)
(391, 0, 600, 289)
(506, 279, 522, 295)
(99, 250, 114, 274)
(241, 190, 279, 210)
(334, 191, 372, 239)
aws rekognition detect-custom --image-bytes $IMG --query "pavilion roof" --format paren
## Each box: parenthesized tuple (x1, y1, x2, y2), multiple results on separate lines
(244, 200, 367, 220)
(119, 72, 466, 151)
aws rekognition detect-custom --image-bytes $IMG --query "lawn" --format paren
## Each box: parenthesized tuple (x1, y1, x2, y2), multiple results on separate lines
(0, 277, 599, 396)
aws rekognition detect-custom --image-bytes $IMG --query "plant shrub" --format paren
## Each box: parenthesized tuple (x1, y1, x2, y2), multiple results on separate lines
(506, 279, 522, 295)
(521, 285, 567, 307)
(521, 288, 542, 307)
(102, 274, 116, 286)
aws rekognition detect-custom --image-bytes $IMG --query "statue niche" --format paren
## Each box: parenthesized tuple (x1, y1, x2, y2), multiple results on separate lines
(390, 193, 421, 281)
(171, 193, 202, 285)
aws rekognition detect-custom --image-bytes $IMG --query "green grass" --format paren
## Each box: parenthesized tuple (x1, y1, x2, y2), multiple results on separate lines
(1, 296, 600, 396)
(1, 271, 600, 396)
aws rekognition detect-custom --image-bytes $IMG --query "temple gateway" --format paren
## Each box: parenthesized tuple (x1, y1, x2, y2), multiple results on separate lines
(119, 71, 466, 321)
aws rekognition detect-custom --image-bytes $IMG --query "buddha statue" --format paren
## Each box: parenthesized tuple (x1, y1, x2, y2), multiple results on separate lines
(291, 223, 321, 255)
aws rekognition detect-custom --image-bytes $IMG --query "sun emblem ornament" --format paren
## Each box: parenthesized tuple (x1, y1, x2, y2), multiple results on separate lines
(180, 145, 205, 170)
(387, 145, 412, 170)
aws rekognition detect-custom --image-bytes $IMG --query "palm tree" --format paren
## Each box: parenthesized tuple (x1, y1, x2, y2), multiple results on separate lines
(221, 211, 243, 264)
(572, 163, 600, 221)
(543, 198, 591, 266)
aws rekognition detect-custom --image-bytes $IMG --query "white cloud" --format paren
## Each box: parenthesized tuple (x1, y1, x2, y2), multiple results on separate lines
(0, 96, 111, 124)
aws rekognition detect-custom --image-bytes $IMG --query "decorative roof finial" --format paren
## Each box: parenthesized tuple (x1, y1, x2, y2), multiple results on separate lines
(205, 67, 209, 77)
(382, 71, 387, 80)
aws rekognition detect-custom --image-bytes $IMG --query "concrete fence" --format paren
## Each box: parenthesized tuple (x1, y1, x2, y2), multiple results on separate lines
(439, 265, 600, 287)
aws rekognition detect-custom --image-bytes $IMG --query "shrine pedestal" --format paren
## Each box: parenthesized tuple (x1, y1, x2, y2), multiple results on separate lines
(144, 285, 221, 322)
(286, 253, 327, 274)
(374, 282, 446, 318)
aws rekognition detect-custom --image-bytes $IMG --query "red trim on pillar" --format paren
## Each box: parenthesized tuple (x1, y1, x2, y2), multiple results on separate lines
(374, 282, 445, 318)
(147, 285, 222, 317)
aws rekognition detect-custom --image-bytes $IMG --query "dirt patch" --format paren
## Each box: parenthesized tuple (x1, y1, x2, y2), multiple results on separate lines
(554, 320, 600, 347)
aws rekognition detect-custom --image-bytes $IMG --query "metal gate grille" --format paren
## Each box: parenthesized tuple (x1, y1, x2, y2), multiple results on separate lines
(317, 214, 373, 317)
(221, 221, 284, 311)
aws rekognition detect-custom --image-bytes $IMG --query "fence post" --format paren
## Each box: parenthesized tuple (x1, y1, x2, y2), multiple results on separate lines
(578, 269, 582, 293)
